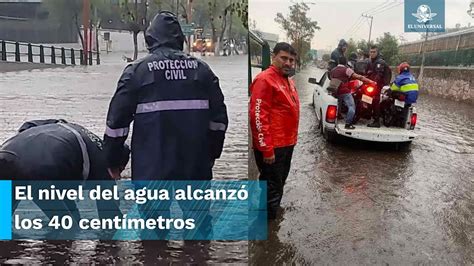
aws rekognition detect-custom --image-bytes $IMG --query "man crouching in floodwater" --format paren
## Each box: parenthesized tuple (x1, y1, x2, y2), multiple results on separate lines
(0, 119, 130, 226)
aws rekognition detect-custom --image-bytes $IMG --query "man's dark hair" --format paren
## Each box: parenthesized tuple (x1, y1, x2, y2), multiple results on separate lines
(370, 45, 378, 50)
(273, 42, 297, 56)
(338, 56, 348, 65)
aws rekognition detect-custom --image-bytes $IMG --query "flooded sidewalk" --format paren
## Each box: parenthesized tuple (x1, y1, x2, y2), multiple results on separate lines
(250, 67, 474, 265)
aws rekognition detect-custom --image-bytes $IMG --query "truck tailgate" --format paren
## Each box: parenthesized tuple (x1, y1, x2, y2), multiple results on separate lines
(335, 120, 417, 142)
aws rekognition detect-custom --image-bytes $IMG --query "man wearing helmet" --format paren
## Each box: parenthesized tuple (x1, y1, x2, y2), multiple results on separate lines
(390, 62, 419, 119)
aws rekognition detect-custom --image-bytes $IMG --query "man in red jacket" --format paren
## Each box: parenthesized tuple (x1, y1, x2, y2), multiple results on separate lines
(249, 42, 300, 220)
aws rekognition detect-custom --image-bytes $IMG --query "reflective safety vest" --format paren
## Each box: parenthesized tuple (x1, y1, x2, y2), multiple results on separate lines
(391, 81, 419, 92)
(390, 71, 419, 104)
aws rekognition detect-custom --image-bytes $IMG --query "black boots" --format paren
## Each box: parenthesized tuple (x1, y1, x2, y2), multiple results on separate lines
(345, 124, 355, 129)
(367, 119, 381, 128)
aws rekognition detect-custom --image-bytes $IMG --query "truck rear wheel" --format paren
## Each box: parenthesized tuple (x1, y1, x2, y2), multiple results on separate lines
(319, 109, 337, 142)
(319, 110, 323, 134)
(323, 128, 337, 142)
(395, 141, 412, 151)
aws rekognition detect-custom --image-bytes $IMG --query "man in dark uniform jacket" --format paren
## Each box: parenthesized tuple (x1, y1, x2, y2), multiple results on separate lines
(366, 45, 391, 128)
(103, 12, 228, 239)
(104, 11, 228, 181)
(0, 119, 130, 222)
(328, 39, 348, 71)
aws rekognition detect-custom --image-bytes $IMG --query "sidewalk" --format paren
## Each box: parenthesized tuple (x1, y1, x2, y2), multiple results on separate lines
(0, 61, 70, 73)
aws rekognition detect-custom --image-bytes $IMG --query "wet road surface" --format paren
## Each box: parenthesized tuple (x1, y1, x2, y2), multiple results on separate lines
(0, 53, 248, 264)
(250, 67, 473, 265)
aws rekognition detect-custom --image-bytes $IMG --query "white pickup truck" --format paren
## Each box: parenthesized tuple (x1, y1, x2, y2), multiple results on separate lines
(309, 72, 417, 144)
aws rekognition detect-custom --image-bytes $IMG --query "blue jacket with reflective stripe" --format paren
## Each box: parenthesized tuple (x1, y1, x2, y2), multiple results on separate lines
(0, 119, 129, 180)
(391, 71, 419, 104)
(103, 12, 228, 180)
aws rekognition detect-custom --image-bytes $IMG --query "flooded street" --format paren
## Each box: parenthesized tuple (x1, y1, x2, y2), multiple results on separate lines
(250, 67, 473, 264)
(0, 53, 248, 264)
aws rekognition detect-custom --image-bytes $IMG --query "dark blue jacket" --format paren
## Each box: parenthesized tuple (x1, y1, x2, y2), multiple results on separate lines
(0, 119, 128, 180)
(366, 55, 390, 87)
(103, 12, 228, 180)
(328, 48, 344, 71)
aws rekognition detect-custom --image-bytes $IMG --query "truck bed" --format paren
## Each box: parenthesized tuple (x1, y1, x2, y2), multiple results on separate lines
(335, 120, 417, 142)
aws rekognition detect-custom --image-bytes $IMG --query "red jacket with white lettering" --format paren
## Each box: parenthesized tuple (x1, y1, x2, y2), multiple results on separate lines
(249, 65, 300, 158)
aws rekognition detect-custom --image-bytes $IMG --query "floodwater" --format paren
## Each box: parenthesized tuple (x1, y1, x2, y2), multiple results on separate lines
(0, 53, 248, 264)
(250, 67, 473, 264)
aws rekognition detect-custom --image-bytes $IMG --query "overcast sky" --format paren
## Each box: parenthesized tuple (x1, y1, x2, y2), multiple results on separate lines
(249, 0, 473, 51)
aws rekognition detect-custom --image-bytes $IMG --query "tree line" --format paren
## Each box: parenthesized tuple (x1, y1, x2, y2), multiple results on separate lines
(253, 2, 401, 68)
(41, 0, 248, 60)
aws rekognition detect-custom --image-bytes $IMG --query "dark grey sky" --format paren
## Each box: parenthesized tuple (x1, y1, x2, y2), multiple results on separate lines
(249, 0, 473, 50)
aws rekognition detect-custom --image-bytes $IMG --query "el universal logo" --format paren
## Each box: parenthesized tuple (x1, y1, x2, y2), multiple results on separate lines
(405, 0, 445, 32)
(413, 5, 437, 23)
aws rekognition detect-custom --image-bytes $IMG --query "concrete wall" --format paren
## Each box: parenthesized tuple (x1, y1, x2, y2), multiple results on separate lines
(392, 66, 474, 104)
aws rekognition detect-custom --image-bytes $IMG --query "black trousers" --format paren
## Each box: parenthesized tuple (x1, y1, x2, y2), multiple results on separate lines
(372, 89, 381, 120)
(402, 103, 412, 126)
(254, 146, 295, 220)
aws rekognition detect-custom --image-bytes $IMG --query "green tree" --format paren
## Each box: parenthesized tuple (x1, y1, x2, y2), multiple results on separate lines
(42, 0, 112, 51)
(375, 32, 399, 65)
(119, 0, 148, 60)
(350, 33, 399, 64)
(357, 39, 373, 55)
(207, 0, 222, 44)
(223, 0, 248, 41)
(148, 0, 246, 55)
(301, 40, 314, 65)
(346, 38, 358, 58)
(322, 53, 330, 62)
(275, 2, 320, 69)
(228, 8, 247, 41)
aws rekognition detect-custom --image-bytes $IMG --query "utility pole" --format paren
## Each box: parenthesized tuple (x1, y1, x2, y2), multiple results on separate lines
(418, 23, 429, 87)
(144, 1, 149, 27)
(362, 13, 373, 46)
(468, 0, 474, 18)
(134, 0, 138, 23)
(83, 0, 90, 65)
(187, 0, 193, 54)
(176, 0, 179, 17)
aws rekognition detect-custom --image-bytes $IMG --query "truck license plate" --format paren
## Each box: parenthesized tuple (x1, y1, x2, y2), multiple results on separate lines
(395, 99, 405, 107)
(362, 94, 373, 104)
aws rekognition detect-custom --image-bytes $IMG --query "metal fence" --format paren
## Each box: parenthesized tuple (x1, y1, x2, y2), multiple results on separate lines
(0, 40, 100, 66)
(399, 28, 474, 67)
(400, 31, 474, 54)
(248, 31, 271, 89)
(399, 48, 474, 67)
